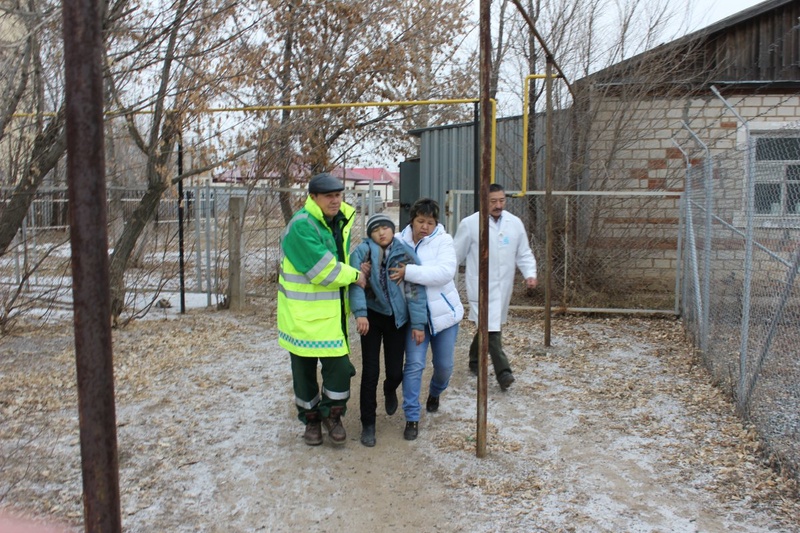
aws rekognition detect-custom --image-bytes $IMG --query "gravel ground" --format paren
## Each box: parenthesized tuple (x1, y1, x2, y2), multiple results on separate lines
(1, 303, 798, 532)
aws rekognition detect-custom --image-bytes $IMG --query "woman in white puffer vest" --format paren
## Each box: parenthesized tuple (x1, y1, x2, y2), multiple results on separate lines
(390, 198, 464, 441)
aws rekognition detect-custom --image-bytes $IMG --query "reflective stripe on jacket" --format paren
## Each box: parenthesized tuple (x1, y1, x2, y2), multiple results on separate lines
(278, 196, 359, 357)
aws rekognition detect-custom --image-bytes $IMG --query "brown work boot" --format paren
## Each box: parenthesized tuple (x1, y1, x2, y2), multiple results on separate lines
(322, 406, 346, 445)
(303, 412, 323, 446)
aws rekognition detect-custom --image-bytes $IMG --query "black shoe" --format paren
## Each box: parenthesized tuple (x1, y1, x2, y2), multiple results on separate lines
(360, 424, 376, 447)
(498, 371, 515, 391)
(385, 390, 398, 416)
(425, 395, 439, 413)
(469, 364, 478, 376)
(404, 421, 418, 441)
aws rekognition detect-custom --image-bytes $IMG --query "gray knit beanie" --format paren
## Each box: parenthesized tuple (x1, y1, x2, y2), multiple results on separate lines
(366, 213, 396, 236)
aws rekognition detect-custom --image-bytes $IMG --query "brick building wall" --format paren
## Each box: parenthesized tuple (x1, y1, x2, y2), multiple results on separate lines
(581, 93, 800, 285)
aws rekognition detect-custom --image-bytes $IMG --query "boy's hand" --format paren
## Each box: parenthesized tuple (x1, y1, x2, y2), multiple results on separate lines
(361, 261, 372, 278)
(356, 317, 369, 336)
(411, 328, 425, 345)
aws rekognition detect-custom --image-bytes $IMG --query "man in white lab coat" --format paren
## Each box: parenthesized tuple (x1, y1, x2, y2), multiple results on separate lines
(454, 183, 538, 390)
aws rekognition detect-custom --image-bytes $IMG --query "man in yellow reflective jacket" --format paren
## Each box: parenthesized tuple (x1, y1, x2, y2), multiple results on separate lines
(278, 173, 367, 446)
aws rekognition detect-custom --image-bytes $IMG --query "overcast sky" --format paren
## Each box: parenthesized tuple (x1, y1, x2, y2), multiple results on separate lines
(375, 0, 771, 170)
(692, 0, 765, 28)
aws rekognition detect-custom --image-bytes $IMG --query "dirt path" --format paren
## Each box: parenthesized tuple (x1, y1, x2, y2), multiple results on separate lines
(1, 307, 798, 532)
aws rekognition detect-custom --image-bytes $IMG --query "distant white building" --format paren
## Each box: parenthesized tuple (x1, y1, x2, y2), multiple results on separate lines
(332, 167, 398, 205)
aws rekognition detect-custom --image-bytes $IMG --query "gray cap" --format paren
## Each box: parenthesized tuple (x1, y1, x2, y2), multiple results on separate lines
(308, 173, 344, 194)
(367, 213, 395, 235)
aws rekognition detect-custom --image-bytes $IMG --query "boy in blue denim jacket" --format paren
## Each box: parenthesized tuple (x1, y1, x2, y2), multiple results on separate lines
(349, 213, 427, 447)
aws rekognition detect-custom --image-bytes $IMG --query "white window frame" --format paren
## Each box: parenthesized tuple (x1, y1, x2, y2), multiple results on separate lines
(737, 122, 800, 228)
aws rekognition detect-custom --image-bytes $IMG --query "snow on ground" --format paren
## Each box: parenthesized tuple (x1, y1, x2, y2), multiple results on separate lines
(1, 299, 798, 532)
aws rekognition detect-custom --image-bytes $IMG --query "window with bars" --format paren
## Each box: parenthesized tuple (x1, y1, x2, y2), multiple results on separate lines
(753, 136, 800, 215)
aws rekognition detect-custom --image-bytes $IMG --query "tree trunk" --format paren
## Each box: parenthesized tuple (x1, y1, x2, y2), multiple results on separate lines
(108, 114, 179, 322)
(278, 0, 299, 224)
(0, 110, 66, 256)
(107, 0, 186, 322)
(108, 183, 167, 320)
(0, 37, 33, 139)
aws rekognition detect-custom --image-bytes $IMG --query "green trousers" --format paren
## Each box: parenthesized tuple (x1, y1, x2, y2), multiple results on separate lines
(468, 331, 512, 379)
(290, 353, 355, 423)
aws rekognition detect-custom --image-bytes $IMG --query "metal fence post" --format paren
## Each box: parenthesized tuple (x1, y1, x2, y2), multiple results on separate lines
(685, 166, 704, 344)
(177, 136, 186, 313)
(702, 154, 713, 342)
(711, 85, 755, 413)
(228, 196, 245, 310)
(670, 138, 689, 317)
(683, 124, 713, 352)
(193, 183, 203, 291)
(204, 181, 213, 307)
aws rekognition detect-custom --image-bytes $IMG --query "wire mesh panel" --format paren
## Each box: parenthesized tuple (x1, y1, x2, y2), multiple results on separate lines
(2, 170, 797, 481)
(682, 133, 800, 481)
(0, 185, 376, 321)
(448, 189, 681, 313)
(234, 187, 371, 298)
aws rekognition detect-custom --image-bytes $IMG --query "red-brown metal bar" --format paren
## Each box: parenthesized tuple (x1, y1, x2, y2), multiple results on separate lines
(62, 0, 122, 530)
(476, 0, 492, 458)
(544, 59, 554, 347)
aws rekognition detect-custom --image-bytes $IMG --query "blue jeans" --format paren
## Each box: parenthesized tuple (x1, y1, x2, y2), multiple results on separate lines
(402, 322, 459, 422)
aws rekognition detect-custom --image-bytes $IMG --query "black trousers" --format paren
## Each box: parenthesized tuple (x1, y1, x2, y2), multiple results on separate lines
(359, 308, 407, 426)
(468, 330, 512, 379)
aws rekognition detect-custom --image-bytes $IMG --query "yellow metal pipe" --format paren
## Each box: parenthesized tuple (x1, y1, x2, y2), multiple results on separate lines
(12, 98, 481, 118)
(200, 98, 480, 113)
(13, 97, 499, 194)
(491, 98, 497, 184)
(516, 74, 548, 197)
(10, 112, 58, 117)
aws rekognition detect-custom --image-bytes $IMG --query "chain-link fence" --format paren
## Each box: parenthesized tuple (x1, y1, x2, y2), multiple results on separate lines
(229, 187, 374, 300)
(447, 189, 681, 313)
(446, 170, 798, 481)
(680, 127, 800, 482)
(0, 184, 375, 322)
(1, 159, 798, 481)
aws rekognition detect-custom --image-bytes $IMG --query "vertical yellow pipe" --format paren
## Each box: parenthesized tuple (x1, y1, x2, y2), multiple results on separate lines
(518, 74, 548, 196)
(491, 99, 497, 184)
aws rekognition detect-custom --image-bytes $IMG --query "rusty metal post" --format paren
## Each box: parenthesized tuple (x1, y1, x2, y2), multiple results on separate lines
(476, 0, 492, 458)
(544, 58, 554, 347)
(62, 0, 122, 531)
(177, 136, 186, 314)
(228, 197, 245, 310)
